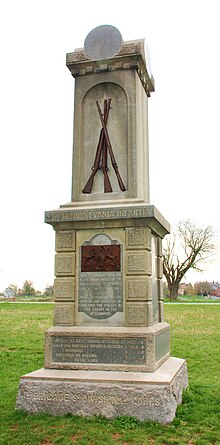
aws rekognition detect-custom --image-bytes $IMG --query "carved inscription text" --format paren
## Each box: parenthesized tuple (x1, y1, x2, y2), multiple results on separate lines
(79, 272, 122, 319)
(23, 388, 163, 407)
(52, 336, 146, 365)
(45, 206, 155, 223)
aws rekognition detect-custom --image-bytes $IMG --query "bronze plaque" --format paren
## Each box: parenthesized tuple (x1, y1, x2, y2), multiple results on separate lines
(81, 245, 120, 272)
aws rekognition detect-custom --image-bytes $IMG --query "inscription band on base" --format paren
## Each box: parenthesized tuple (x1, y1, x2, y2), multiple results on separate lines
(52, 336, 146, 365)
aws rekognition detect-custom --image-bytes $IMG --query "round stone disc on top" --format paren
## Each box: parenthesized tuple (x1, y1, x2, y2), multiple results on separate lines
(84, 25, 123, 60)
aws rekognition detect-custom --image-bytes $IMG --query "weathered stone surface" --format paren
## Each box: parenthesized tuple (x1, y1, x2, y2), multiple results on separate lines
(66, 39, 154, 95)
(53, 303, 75, 326)
(158, 301, 164, 323)
(157, 257, 163, 279)
(125, 227, 151, 250)
(125, 251, 151, 275)
(54, 277, 75, 301)
(125, 303, 148, 326)
(56, 230, 75, 252)
(49, 206, 152, 221)
(126, 276, 152, 301)
(55, 253, 75, 276)
(65, 47, 153, 204)
(16, 358, 188, 423)
(45, 206, 170, 247)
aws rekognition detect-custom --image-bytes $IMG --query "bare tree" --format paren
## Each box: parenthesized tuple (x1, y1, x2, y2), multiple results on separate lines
(44, 284, 54, 297)
(194, 281, 213, 296)
(163, 219, 216, 300)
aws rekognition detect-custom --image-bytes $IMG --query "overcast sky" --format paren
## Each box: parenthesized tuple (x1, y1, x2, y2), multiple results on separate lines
(0, 0, 219, 291)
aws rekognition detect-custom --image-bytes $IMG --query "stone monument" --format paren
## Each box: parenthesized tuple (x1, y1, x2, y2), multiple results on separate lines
(16, 25, 188, 423)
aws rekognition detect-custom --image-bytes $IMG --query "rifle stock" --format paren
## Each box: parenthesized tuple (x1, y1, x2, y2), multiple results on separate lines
(103, 168, 112, 192)
(82, 168, 98, 194)
(82, 129, 104, 194)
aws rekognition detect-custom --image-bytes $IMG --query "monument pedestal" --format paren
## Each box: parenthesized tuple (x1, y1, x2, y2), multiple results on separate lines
(16, 203, 188, 423)
(16, 357, 188, 423)
(44, 323, 170, 373)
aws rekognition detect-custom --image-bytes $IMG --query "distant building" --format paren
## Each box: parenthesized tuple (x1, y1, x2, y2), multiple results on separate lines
(4, 287, 15, 298)
(178, 283, 188, 295)
(210, 281, 220, 297)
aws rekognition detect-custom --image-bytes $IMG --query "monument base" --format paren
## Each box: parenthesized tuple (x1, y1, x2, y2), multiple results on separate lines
(16, 357, 188, 424)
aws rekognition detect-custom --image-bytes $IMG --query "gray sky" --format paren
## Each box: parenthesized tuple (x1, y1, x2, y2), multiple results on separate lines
(0, 0, 219, 291)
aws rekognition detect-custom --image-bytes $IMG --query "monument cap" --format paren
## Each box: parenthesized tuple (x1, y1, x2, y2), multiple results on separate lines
(84, 25, 123, 60)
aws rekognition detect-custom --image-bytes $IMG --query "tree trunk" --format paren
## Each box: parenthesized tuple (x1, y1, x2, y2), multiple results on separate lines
(168, 283, 179, 301)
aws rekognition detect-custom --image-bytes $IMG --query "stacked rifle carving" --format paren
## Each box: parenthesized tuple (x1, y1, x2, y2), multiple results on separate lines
(82, 98, 126, 194)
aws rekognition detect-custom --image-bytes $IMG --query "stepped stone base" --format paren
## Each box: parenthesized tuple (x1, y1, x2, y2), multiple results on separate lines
(16, 357, 188, 424)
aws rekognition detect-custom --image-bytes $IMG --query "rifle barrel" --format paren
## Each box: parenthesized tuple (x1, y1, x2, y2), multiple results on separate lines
(96, 101, 126, 192)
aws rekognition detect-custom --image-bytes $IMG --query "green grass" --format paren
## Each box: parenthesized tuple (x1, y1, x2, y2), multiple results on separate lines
(0, 294, 54, 302)
(0, 303, 219, 445)
(164, 294, 220, 303)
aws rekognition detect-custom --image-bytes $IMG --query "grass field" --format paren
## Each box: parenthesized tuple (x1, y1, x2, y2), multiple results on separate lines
(0, 303, 219, 445)
(164, 295, 220, 303)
